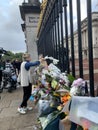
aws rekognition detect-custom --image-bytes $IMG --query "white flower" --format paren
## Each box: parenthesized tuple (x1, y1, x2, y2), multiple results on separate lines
(42, 69, 49, 75)
(70, 87, 78, 96)
(49, 71, 58, 78)
(60, 73, 70, 85)
(44, 56, 49, 59)
(44, 56, 59, 65)
(48, 63, 61, 73)
(41, 74, 46, 80)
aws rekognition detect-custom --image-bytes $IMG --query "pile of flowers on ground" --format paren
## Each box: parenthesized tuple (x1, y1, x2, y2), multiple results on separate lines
(30, 56, 97, 130)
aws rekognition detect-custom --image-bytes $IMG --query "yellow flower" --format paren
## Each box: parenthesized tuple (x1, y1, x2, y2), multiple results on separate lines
(61, 94, 71, 105)
(57, 106, 63, 111)
(53, 92, 60, 97)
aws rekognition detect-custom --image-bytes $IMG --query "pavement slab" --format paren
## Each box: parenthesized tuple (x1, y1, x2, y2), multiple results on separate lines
(0, 87, 40, 130)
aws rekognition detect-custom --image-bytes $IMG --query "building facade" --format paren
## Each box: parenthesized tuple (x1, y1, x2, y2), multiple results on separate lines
(68, 12, 98, 59)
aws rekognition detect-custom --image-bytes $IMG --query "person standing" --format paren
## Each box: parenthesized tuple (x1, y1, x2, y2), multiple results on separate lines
(15, 59, 21, 75)
(17, 53, 42, 114)
(0, 60, 3, 85)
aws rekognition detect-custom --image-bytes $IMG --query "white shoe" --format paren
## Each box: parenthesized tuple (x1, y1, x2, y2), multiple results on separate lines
(23, 106, 33, 111)
(17, 107, 26, 114)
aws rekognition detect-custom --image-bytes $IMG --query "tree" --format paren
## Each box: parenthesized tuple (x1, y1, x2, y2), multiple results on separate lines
(2, 51, 23, 62)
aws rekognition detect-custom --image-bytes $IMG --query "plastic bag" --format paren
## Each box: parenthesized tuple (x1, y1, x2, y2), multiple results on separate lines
(39, 111, 59, 130)
(69, 96, 98, 129)
(38, 99, 57, 117)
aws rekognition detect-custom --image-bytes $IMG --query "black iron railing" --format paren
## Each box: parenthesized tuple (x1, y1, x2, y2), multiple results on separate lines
(37, 0, 94, 96)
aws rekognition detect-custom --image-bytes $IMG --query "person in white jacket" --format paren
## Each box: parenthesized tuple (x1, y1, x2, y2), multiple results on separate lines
(18, 53, 41, 114)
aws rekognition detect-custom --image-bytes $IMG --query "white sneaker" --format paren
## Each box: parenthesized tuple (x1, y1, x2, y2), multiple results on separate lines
(17, 107, 26, 114)
(23, 106, 33, 111)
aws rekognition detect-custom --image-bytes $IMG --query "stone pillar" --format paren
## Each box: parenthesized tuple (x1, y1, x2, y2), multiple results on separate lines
(19, 1, 41, 61)
(26, 13, 40, 61)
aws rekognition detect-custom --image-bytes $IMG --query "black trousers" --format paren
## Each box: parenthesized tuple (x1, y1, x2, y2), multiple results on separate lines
(70, 122, 77, 130)
(20, 83, 32, 107)
(0, 70, 2, 82)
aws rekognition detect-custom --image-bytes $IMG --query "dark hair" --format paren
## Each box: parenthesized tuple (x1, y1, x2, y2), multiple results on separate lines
(45, 59, 52, 65)
(6, 60, 10, 62)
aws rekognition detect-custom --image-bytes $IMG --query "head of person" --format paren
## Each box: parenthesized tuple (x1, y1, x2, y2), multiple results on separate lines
(22, 53, 31, 61)
(6, 59, 10, 63)
(15, 59, 19, 62)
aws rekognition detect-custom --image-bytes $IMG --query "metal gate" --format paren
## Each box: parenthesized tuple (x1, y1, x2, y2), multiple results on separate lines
(37, 0, 94, 96)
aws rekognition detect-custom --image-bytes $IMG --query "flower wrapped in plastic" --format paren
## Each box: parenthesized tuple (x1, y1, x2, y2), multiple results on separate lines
(70, 78, 86, 96)
(38, 93, 60, 117)
(55, 89, 71, 108)
(59, 73, 70, 87)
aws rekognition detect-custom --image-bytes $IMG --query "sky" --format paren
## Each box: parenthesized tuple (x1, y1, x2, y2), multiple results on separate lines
(0, 0, 26, 53)
(0, 0, 98, 53)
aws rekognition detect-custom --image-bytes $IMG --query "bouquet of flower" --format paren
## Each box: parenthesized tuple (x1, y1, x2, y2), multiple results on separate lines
(70, 78, 86, 96)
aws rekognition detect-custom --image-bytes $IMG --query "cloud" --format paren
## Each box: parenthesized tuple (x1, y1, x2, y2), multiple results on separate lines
(0, 0, 26, 53)
(0, 0, 97, 53)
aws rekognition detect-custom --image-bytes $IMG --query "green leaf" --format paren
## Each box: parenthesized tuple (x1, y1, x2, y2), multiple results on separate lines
(67, 74, 75, 84)
(63, 85, 70, 91)
(77, 125, 84, 130)
(45, 74, 53, 82)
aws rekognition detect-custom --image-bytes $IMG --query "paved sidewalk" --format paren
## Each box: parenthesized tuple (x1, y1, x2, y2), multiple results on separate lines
(0, 87, 40, 130)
